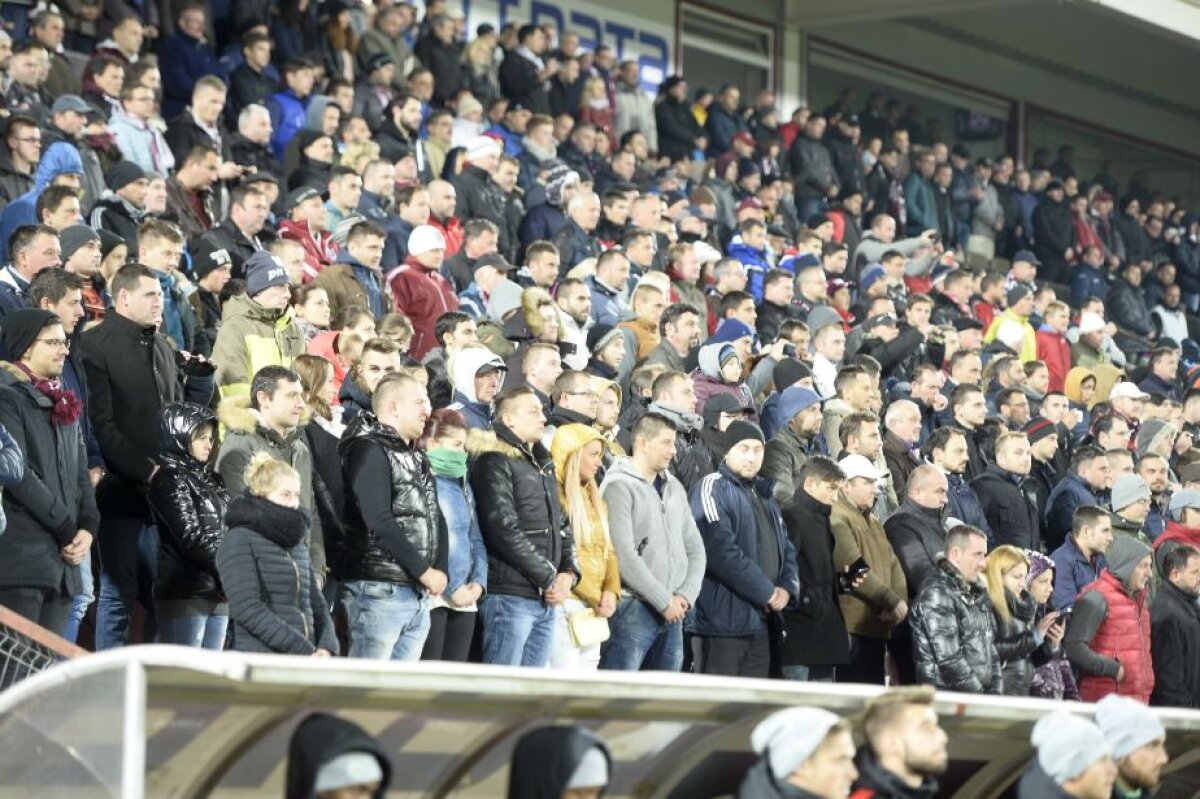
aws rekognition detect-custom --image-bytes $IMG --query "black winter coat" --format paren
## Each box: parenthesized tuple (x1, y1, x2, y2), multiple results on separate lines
(469, 422, 577, 599)
(1107, 275, 1154, 337)
(452, 164, 512, 256)
(193, 217, 268, 280)
(551, 218, 601, 270)
(1032, 197, 1075, 279)
(788, 135, 838, 200)
(305, 420, 347, 576)
(851, 747, 939, 799)
(81, 312, 207, 519)
(656, 98, 703, 162)
(0, 365, 99, 594)
(911, 557, 1003, 693)
(89, 195, 144, 251)
(229, 66, 278, 125)
(884, 500, 947, 599)
(1150, 580, 1200, 708)
(215, 495, 338, 655)
(413, 35, 465, 106)
(228, 133, 282, 180)
(780, 490, 851, 666)
(971, 464, 1041, 551)
(993, 589, 1044, 697)
(149, 403, 229, 603)
(339, 411, 447, 585)
(164, 108, 231, 166)
(499, 50, 550, 114)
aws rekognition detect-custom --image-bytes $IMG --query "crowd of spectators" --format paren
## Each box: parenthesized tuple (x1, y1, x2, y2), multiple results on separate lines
(0, 0, 1198, 738)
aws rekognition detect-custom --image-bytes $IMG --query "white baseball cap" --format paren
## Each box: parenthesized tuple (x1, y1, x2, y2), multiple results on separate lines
(1078, 312, 1105, 334)
(839, 454, 887, 482)
(1109, 381, 1150, 401)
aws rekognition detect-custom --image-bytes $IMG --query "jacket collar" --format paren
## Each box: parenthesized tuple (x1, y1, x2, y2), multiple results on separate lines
(718, 461, 773, 500)
(793, 487, 831, 518)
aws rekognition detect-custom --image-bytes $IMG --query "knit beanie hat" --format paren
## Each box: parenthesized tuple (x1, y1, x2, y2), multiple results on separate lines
(805, 305, 842, 337)
(1094, 695, 1166, 760)
(466, 134, 501, 163)
(1168, 487, 1200, 521)
(97, 228, 126, 261)
(710, 317, 755, 346)
(751, 708, 843, 782)
(313, 752, 384, 794)
(105, 160, 147, 192)
(244, 251, 292, 297)
(485, 279, 524, 323)
(407, 225, 446, 258)
(1107, 535, 1153, 583)
(565, 746, 609, 790)
(1024, 549, 1055, 588)
(1110, 474, 1151, 512)
(59, 225, 99, 262)
(724, 419, 765, 449)
(3, 309, 59, 362)
(586, 323, 623, 354)
(1135, 419, 1176, 458)
(1032, 712, 1111, 786)
(1022, 418, 1057, 445)
(778, 386, 821, 423)
(773, 357, 811, 390)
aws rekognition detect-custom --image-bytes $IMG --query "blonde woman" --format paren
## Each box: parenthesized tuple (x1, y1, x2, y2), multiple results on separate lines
(215, 454, 338, 656)
(549, 424, 620, 670)
(984, 545, 1064, 696)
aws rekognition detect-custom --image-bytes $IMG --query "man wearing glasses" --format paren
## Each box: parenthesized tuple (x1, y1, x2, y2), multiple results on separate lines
(0, 308, 100, 638)
(541, 369, 599, 449)
(109, 83, 175, 176)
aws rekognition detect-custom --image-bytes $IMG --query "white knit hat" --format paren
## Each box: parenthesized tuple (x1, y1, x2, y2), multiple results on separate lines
(466, 134, 501, 163)
(407, 225, 447, 257)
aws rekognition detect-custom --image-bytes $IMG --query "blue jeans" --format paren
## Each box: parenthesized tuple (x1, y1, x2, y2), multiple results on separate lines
(795, 197, 828, 222)
(782, 664, 836, 682)
(64, 549, 95, 644)
(96, 520, 160, 650)
(599, 597, 683, 672)
(480, 593, 559, 667)
(342, 581, 431, 661)
(155, 601, 228, 650)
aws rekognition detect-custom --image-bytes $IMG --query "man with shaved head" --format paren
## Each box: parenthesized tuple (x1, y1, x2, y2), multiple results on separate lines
(884, 463, 949, 683)
(426, 179, 463, 256)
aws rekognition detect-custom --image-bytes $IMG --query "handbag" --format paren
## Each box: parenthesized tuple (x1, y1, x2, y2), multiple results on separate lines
(566, 607, 611, 648)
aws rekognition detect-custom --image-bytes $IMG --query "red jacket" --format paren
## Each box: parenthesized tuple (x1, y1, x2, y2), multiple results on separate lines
(1076, 570, 1153, 704)
(1036, 327, 1071, 393)
(386, 255, 459, 360)
(973, 299, 1000, 332)
(428, 214, 464, 258)
(1156, 521, 1200, 549)
(279, 219, 338, 283)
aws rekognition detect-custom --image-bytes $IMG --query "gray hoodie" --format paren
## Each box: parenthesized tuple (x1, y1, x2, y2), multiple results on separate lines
(599, 457, 706, 613)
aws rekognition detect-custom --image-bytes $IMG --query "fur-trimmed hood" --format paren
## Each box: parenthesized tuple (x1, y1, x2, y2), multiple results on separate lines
(217, 395, 310, 442)
(468, 421, 552, 466)
(502, 286, 562, 343)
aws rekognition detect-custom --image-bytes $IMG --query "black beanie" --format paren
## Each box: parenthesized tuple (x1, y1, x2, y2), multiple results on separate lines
(105, 160, 146, 192)
(3, 308, 59, 362)
(724, 419, 765, 449)
(772, 357, 811, 391)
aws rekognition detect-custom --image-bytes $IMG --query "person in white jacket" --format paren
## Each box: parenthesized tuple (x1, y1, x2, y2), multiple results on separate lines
(108, 86, 175, 177)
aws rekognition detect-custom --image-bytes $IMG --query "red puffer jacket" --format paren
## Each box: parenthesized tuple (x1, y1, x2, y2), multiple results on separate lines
(1076, 570, 1154, 703)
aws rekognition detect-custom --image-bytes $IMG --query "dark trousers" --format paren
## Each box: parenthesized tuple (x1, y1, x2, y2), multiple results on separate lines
(0, 587, 72, 638)
(692, 631, 771, 678)
(96, 518, 159, 649)
(835, 634, 888, 685)
(421, 607, 477, 662)
(892, 619, 917, 685)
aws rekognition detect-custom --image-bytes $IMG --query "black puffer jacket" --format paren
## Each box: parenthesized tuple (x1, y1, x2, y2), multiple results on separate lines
(215, 495, 338, 655)
(993, 588, 1043, 697)
(911, 557, 1003, 694)
(1107, 275, 1154, 337)
(851, 746, 939, 799)
(971, 464, 1041, 551)
(884, 500, 947, 600)
(468, 421, 577, 600)
(452, 164, 512, 255)
(339, 411, 446, 585)
(149, 403, 229, 603)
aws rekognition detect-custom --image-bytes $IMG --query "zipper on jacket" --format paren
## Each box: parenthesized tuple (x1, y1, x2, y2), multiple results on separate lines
(288, 551, 309, 640)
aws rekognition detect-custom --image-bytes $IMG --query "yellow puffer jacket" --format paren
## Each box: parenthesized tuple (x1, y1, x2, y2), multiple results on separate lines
(551, 423, 621, 607)
(211, 294, 306, 399)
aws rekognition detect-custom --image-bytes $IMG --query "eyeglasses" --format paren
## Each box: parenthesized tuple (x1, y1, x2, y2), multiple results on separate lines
(35, 337, 70, 349)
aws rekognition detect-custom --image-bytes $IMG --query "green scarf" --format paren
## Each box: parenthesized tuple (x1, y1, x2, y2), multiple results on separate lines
(428, 447, 468, 478)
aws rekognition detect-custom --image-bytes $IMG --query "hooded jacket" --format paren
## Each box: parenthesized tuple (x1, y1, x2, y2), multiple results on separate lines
(285, 713, 392, 799)
(468, 421, 578, 600)
(600, 456, 705, 615)
(0, 143, 85, 263)
(737, 759, 824, 799)
(268, 88, 311, 160)
(447, 347, 505, 430)
(910, 556, 1003, 693)
(216, 494, 337, 655)
(148, 403, 229, 603)
(506, 725, 612, 799)
(692, 342, 755, 419)
(338, 410, 447, 586)
(215, 396, 324, 576)
(551, 424, 621, 607)
(211, 294, 305, 400)
(1043, 472, 1104, 552)
(0, 362, 97, 594)
(1067, 563, 1154, 704)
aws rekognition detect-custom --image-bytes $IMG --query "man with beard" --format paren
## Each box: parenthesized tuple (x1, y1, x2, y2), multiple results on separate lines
(554, 277, 592, 371)
(852, 686, 948, 797)
(1149, 544, 1200, 708)
(1136, 454, 1171, 540)
(644, 303, 701, 373)
(1096, 696, 1171, 795)
(840, 411, 897, 518)
(948, 385, 988, 480)
(375, 93, 432, 181)
(972, 432, 1040, 551)
(923, 427, 990, 541)
(762, 386, 823, 505)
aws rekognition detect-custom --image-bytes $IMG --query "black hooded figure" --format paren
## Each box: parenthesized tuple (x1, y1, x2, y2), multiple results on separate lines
(285, 712, 393, 799)
(507, 725, 613, 799)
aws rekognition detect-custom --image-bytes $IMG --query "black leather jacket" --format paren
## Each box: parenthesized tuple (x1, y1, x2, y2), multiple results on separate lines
(469, 421, 577, 600)
(149, 403, 230, 602)
(339, 411, 445, 585)
(994, 588, 1044, 697)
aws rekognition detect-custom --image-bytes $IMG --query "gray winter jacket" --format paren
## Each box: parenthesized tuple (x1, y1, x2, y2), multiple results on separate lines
(599, 457, 706, 614)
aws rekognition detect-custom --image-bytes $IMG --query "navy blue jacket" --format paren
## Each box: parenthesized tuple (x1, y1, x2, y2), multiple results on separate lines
(687, 463, 800, 637)
(946, 472, 992, 543)
(449, 390, 491, 431)
(158, 30, 220, 119)
(1050, 535, 1107, 611)
(1044, 473, 1103, 552)
(1070, 263, 1109, 308)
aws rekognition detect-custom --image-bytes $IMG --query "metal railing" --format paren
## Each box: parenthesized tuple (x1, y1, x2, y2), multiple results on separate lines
(0, 605, 87, 690)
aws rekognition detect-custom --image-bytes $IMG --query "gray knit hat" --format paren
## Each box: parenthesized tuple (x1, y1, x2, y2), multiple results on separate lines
(1031, 712, 1111, 786)
(1094, 695, 1166, 760)
(1107, 535, 1152, 583)
(1110, 474, 1150, 513)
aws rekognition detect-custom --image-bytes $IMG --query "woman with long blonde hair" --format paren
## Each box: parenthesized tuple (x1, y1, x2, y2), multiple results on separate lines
(984, 545, 1065, 696)
(549, 424, 620, 670)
